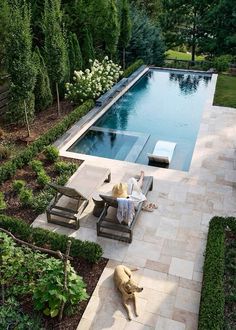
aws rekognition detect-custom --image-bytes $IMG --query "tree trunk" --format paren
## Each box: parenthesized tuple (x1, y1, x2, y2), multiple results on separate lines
(123, 47, 126, 70)
(56, 82, 61, 117)
(191, 42, 196, 62)
(24, 100, 31, 137)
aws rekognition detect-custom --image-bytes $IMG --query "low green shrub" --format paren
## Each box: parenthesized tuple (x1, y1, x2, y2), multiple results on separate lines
(198, 216, 236, 330)
(0, 192, 6, 211)
(54, 161, 77, 175)
(0, 145, 11, 160)
(12, 179, 26, 193)
(36, 170, 51, 187)
(44, 145, 59, 163)
(19, 188, 33, 207)
(123, 59, 144, 78)
(213, 55, 233, 72)
(30, 159, 44, 173)
(0, 100, 94, 185)
(0, 297, 42, 330)
(31, 189, 54, 213)
(56, 173, 70, 186)
(0, 214, 103, 263)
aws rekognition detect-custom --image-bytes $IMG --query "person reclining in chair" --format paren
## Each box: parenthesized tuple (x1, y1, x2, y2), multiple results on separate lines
(112, 171, 157, 217)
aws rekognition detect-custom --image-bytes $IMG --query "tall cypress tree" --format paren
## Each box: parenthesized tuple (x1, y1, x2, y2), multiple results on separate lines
(6, 1, 36, 131)
(34, 47, 53, 112)
(0, 0, 9, 74)
(81, 28, 95, 68)
(118, 0, 132, 69)
(43, 0, 68, 116)
(103, 0, 120, 57)
(68, 32, 83, 77)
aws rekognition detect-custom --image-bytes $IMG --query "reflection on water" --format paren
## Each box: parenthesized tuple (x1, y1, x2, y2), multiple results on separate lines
(169, 73, 212, 95)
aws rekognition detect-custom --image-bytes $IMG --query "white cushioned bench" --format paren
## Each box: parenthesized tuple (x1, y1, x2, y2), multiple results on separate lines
(148, 140, 176, 164)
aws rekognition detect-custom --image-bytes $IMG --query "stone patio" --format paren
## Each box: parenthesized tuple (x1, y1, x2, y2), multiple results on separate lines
(33, 79, 236, 329)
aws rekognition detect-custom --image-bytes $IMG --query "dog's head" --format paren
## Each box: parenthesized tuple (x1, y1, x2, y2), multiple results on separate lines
(124, 279, 143, 294)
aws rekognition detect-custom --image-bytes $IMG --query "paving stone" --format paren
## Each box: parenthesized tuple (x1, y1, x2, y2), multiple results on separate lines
(175, 287, 201, 314)
(169, 257, 194, 280)
(172, 308, 198, 330)
(155, 316, 186, 330)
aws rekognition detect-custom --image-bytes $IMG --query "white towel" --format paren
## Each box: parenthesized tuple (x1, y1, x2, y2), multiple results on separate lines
(117, 198, 135, 226)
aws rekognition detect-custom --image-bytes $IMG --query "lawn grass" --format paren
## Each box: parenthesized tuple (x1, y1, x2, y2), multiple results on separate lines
(165, 50, 205, 61)
(214, 74, 236, 108)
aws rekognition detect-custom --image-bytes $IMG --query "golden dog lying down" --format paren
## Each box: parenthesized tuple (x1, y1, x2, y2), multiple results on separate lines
(113, 265, 143, 320)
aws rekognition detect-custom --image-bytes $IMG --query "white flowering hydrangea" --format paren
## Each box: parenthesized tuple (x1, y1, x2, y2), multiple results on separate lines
(65, 57, 123, 103)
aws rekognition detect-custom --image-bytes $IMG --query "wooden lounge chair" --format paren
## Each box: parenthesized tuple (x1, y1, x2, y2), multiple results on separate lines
(46, 164, 111, 229)
(97, 176, 153, 243)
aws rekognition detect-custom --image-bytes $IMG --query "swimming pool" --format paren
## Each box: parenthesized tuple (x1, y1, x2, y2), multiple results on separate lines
(68, 69, 214, 171)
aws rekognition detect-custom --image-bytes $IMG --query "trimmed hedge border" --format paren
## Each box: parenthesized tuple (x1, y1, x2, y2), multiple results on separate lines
(123, 59, 144, 78)
(0, 214, 103, 263)
(0, 99, 94, 185)
(198, 216, 236, 330)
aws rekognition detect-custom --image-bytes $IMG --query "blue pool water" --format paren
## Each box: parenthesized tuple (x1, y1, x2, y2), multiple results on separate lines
(69, 69, 213, 171)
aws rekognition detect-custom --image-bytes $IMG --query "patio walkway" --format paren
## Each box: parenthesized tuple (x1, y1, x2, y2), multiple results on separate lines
(33, 103, 236, 330)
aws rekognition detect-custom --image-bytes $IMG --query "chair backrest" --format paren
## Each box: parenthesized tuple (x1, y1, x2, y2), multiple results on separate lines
(48, 182, 82, 200)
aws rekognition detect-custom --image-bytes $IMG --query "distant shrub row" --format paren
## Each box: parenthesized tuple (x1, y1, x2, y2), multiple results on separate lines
(0, 100, 94, 185)
(0, 214, 103, 263)
(123, 59, 144, 78)
(198, 216, 236, 330)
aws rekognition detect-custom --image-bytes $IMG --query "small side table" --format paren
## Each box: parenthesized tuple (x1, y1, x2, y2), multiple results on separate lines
(92, 193, 105, 217)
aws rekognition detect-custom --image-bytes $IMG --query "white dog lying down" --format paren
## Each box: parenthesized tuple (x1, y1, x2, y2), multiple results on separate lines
(113, 265, 143, 320)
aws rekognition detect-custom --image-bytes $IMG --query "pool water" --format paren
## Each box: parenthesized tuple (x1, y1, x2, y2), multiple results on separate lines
(68, 69, 213, 171)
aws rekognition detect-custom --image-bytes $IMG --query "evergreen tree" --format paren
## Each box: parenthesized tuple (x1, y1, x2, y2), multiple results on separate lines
(34, 47, 53, 112)
(0, 0, 9, 74)
(118, 0, 132, 69)
(126, 6, 165, 66)
(43, 0, 68, 116)
(81, 28, 95, 68)
(6, 1, 36, 130)
(68, 32, 83, 77)
(103, 0, 120, 57)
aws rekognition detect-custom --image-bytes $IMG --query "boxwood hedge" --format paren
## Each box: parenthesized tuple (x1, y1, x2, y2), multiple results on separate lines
(198, 216, 236, 330)
(123, 59, 144, 78)
(0, 100, 94, 185)
(0, 214, 103, 263)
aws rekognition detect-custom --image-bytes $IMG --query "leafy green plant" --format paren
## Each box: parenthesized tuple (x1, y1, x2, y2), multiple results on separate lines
(30, 159, 44, 173)
(0, 145, 11, 160)
(0, 214, 103, 262)
(33, 259, 88, 317)
(44, 145, 59, 163)
(32, 189, 54, 213)
(55, 161, 77, 175)
(19, 188, 33, 207)
(0, 297, 42, 330)
(0, 192, 6, 211)
(0, 100, 94, 185)
(12, 180, 26, 193)
(36, 170, 51, 187)
(56, 173, 70, 186)
(123, 59, 144, 77)
(213, 55, 233, 72)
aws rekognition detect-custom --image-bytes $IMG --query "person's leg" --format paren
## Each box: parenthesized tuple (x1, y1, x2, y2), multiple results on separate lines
(137, 170, 144, 189)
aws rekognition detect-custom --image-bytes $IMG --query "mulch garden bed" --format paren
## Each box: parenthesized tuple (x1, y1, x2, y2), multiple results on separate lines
(0, 100, 109, 329)
(0, 100, 73, 164)
(2, 155, 83, 223)
(22, 257, 108, 330)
